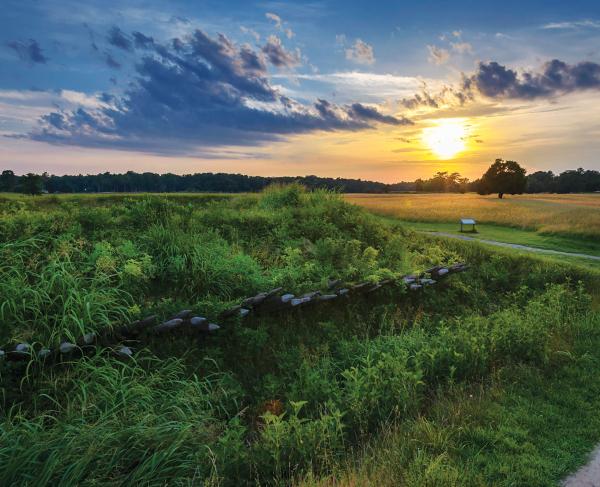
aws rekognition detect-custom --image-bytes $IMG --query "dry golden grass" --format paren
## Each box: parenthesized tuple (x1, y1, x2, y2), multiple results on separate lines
(345, 193, 600, 239)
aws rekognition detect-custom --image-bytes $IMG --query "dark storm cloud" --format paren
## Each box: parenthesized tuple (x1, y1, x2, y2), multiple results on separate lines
(107, 26, 133, 51)
(30, 28, 409, 154)
(465, 59, 600, 99)
(7, 39, 48, 64)
(261, 35, 300, 68)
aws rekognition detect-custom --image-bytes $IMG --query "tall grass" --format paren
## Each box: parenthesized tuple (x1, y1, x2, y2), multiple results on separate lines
(346, 192, 600, 239)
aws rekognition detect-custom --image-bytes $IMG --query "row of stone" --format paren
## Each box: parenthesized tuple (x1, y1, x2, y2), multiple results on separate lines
(0, 263, 468, 364)
(218, 262, 468, 319)
(0, 311, 219, 363)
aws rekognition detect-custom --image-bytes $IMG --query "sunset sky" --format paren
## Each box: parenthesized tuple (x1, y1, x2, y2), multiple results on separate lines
(2, 0, 600, 182)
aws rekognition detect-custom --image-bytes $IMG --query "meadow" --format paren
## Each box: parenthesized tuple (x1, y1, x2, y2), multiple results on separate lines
(0, 187, 599, 486)
(346, 193, 600, 241)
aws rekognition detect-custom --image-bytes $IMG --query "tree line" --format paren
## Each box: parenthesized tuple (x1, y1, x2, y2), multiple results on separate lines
(2, 163, 599, 196)
(0, 170, 415, 195)
(413, 164, 600, 196)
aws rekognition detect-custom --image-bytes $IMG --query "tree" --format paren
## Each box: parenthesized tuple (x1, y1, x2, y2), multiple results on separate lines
(526, 171, 556, 193)
(478, 159, 527, 199)
(0, 170, 17, 192)
(19, 173, 44, 195)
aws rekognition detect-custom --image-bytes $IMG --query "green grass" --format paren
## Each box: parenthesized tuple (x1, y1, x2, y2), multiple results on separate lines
(393, 220, 600, 257)
(1, 187, 599, 485)
(301, 311, 600, 486)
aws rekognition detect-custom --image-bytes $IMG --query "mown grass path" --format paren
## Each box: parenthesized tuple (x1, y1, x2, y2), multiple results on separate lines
(425, 231, 600, 262)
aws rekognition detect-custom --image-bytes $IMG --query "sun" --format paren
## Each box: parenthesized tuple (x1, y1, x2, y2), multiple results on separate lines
(422, 119, 468, 159)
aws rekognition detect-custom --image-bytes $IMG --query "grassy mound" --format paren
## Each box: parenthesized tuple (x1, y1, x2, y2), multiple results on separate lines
(0, 187, 598, 486)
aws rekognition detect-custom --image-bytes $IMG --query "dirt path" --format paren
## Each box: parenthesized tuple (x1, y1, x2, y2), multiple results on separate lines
(424, 232, 600, 262)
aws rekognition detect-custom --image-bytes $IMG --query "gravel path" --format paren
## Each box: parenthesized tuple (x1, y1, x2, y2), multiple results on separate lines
(563, 445, 600, 486)
(424, 232, 600, 262)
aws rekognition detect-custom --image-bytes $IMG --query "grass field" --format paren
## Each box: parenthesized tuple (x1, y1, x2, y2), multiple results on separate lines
(1, 188, 599, 485)
(346, 193, 600, 241)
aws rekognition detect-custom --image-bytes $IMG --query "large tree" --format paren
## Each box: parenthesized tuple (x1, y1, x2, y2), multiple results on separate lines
(0, 170, 17, 192)
(478, 159, 527, 199)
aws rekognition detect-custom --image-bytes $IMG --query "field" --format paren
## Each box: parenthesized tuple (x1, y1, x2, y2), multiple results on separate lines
(346, 193, 600, 241)
(1, 188, 600, 486)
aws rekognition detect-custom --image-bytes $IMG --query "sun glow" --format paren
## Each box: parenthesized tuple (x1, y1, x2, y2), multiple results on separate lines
(422, 118, 468, 159)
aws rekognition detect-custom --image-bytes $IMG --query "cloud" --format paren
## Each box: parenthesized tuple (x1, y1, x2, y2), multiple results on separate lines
(107, 26, 133, 51)
(240, 26, 261, 42)
(265, 12, 282, 29)
(348, 103, 413, 125)
(265, 12, 294, 39)
(464, 59, 600, 99)
(542, 19, 600, 30)
(29, 28, 409, 154)
(261, 35, 301, 68)
(103, 51, 121, 69)
(7, 39, 48, 64)
(427, 45, 450, 65)
(277, 71, 428, 103)
(400, 85, 470, 110)
(451, 42, 473, 54)
(345, 39, 375, 65)
(401, 58, 600, 111)
(132, 31, 155, 49)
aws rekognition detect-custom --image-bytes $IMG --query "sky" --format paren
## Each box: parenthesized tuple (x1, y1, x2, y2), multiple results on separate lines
(2, 0, 600, 182)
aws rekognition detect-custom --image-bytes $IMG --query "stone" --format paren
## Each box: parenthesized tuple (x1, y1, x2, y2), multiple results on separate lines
(194, 321, 220, 332)
(242, 292, 268, 308)
(337, 288, 349, 296)
(409, 283, 422, 291)
(59, 342, 77, 354)
(281, 293, 295, 303)
(291, 297, 311, 306)
(239, 308, 250, 317)
(82, 332, 96, 345)
(15, 343, 30, 353)
(301, 291, 321, 299)
(327, 278, 342, 289)
(117, 346, 133, 358)
(318, 294, 338, 301)
(171, 309, 193, 320)
(190, 316, 207, 326)
(39, 348, 51, 359)
(154, 318, 183, 333)
(221, 305, 241, 317)
(266, 287, 283, 297)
